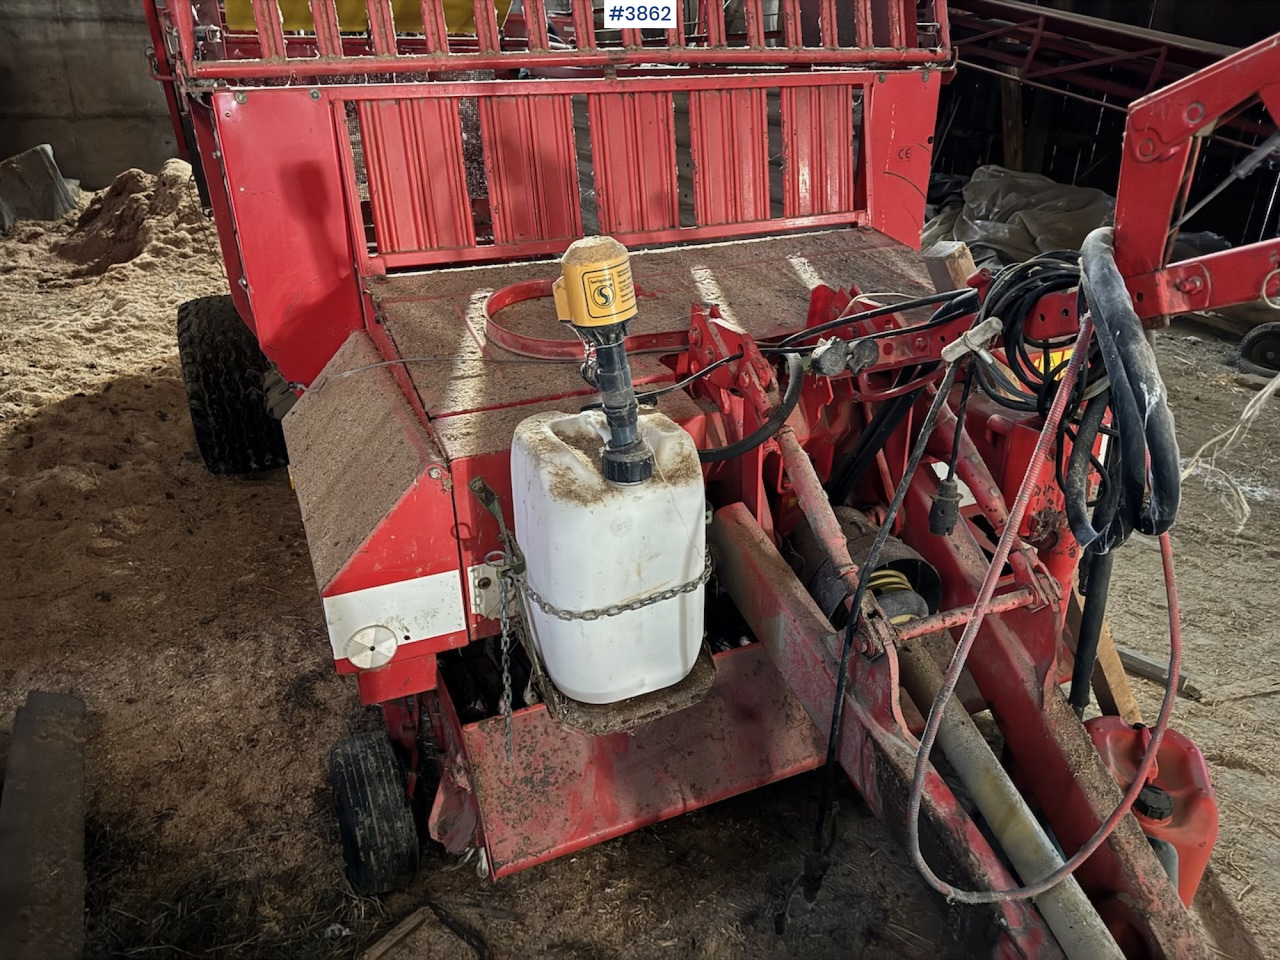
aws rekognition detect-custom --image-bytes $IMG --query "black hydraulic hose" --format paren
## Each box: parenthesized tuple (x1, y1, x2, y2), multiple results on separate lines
(1062, 392, 1130, 552)
(803, 360, 963, 904)
(1069, 549, 1115, 718)
(698, 352, 804, 464)
(825, 370, 933, 505)
(772, 288, 975, 350)
(1080, 227, 1180, 538)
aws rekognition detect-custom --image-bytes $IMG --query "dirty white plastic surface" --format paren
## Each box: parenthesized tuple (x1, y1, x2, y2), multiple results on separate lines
(511, 409, 706, 704)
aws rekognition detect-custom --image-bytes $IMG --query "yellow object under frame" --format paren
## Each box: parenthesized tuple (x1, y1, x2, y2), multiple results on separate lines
(224, 0, 513, 38)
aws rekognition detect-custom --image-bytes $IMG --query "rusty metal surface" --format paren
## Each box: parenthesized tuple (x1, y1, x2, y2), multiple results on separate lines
(460, 643, 826, 877)
(535, 643, 718, 737)
(708, 503, 1061, 958)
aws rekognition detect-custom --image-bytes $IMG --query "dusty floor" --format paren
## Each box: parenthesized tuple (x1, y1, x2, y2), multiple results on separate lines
(1, 166, 1277, 959)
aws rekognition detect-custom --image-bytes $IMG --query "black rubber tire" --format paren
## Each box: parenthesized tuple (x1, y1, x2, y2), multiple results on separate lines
(1239, 321, 1280, 378)
(330, 732, 420, 896)
(176, 295, 289, 474)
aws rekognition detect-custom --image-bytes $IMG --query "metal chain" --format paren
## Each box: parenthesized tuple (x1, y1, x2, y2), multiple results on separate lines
(513, 553, 713, 623)
(491, 550, 515, 761)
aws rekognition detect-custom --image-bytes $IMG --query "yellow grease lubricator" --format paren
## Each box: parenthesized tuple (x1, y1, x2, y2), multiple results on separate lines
(554, 237, 653, 484)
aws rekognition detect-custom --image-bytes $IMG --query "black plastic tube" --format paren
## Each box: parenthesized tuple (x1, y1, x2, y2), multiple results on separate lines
(1079, 228, 1180, 537)
(698, 352, 805, 464)
(1069, 549, 1115, 717)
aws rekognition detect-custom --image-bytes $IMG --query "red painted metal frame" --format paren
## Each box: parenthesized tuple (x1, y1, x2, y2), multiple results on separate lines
(142, 2, 1245, 953)
(155, 0, 950, 79)
(449, 643, 828, 877)
(1113, 32, 1280, 324)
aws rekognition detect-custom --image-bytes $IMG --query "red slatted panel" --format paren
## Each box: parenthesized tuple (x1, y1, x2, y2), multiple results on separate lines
(689, 89, 769, 225)
(418, 0, 451, 53)
(854, 0, 873, 45)
(820, 0, 839, 47)
(621, 28, 643, 46)
(885, 0, 904, 46)
(251, 0, 286, 59)
(310, 0, 342, 56)
(665, 0, 685, 48)
(523, 0, 549, 50)
(782, 85, 855, 217)
(743, 0, 764, 47)
(588, 91, 679, 234)
(779, 0, 801, 45)
(571, 0, 597, 49)
(366, 0, 398, 55)
(480, 96, 582, 244)
(701, 0, 726, 46)
(473, 0, 501, 51)
(359, 100, 476, 252)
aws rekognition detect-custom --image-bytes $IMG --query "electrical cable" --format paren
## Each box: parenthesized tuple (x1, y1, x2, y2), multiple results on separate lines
(697, 352, 805, 464)
(903, 313, 1182, 904)
(802, 358, 964, 903)
(579, 351, 745, 411)
(772, 288, 976, 350)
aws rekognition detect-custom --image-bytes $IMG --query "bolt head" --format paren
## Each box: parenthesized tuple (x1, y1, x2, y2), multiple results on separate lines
(234, 91, 247, 104)
(428, 465, 444, 479)
(476, 577, 493, 590)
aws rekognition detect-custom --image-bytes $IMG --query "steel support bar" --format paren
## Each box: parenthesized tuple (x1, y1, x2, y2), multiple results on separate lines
(896, 641, 1123, 960)
(899, 476, 1208, 959)
(183, 46, 948, 80)
(710, 504, 1061, 959)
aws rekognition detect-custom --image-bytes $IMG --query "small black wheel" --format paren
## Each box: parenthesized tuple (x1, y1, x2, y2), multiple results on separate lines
(1239, 321, 1280, 378)
(330, 732, 420, 895)
(176, 294, 289, 474)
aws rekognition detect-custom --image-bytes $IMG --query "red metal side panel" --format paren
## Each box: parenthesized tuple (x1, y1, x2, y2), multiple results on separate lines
(463, 644, 826, 877)
(358, 99, 476, 253)
(211, 87, 363, 384)
(480, 96, 582, 244)
(782, 84, 857, 218)
(689, 89, 770, 226)
(588, 91, 680, 235)
(862, 69, 940, 250)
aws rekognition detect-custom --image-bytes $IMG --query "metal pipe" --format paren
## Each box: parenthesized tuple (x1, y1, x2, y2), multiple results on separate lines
(896, 640, 1125, 960)
(776, 426, 861, 597)
(893, 586, 1037, 640)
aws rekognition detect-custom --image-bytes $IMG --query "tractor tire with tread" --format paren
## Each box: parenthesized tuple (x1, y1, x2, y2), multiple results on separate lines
(330, 732, 420, 896)
(1239, 321, 1280, 378)
(176, 295, 289, 475)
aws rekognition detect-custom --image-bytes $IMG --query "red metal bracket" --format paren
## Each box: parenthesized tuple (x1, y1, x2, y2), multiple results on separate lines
(1114, 32, 1280, 321)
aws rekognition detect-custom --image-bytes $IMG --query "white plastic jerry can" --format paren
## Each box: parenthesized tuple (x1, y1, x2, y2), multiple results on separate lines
(510, 408, 706, 705)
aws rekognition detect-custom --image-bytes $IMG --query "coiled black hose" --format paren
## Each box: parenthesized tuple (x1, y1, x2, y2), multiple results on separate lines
(698, 352, 805, 463)
(1075, 227, 1181, 544)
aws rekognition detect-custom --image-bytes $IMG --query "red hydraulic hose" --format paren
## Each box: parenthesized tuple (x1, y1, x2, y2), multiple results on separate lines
(904, 312, 1183, 903)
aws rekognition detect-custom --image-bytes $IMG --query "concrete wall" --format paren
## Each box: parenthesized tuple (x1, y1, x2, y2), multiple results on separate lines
(0, 0, 176, 189)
